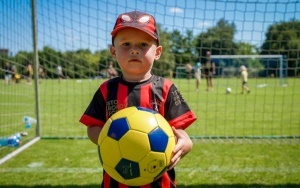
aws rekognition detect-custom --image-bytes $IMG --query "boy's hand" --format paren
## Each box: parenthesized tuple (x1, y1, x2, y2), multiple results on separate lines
(168, 126, 193, 170)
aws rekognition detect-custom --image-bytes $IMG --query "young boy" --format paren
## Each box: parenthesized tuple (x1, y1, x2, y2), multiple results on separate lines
(240, 65, 250, 94)
(80, 11, 197, 188)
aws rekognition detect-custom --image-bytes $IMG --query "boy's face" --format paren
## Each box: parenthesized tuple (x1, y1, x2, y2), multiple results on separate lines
(110, 28, 162, 82)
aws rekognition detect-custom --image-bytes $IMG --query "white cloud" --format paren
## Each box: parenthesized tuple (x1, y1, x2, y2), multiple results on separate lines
(170, 7, 183, 13)
(67, 35, 80, 41)
(198, 21, 211, 28)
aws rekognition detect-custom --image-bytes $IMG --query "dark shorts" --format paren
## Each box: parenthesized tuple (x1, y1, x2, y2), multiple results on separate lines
(203, 71, 213, 78)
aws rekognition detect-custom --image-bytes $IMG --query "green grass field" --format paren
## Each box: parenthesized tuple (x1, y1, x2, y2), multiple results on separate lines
(0, 77, 300, 187)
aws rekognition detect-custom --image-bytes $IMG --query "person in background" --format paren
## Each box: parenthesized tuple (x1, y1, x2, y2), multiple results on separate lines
(26, 63, 33, 85)
(57, 65, 64, 82)
(240, 65, 250, 94)
(38, 65, 45, 83)
(185, 63, 193, 79)
(202, 51, 215, 91)
(194, 62, 201, 92)
(3, 62, 12, 85)
(11, 64, 18, 83)
(106, 61, 119, 79)
(79, 11, 197, 188)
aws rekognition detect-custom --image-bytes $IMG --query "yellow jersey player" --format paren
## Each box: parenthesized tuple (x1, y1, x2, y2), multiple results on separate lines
(240, 65, 250, 94)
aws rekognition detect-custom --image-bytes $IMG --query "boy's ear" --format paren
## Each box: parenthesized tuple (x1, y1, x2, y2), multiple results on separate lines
(154, 46, 163, 60)
(110, 45, 116, 58)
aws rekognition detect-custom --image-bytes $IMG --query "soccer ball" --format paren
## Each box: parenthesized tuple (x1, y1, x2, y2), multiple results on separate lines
(226, 87, 232, 94)
(98, 106, 176, 186)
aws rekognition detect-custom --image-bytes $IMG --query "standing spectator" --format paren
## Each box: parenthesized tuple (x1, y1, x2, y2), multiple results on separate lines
(3, 62, 12, 84)
(57, 65, 64, 82)
(202, 51, 215, 91)
(11, 64, 18, 83)
(13, 65, 21, 83)
(26, 63, 33, 85)
(240, 65, 250, 94)
(185, 63, 193, 79)
(38, 65, 45, 83)
(106, 61, 118, 79)
(194, 62, 201, 92)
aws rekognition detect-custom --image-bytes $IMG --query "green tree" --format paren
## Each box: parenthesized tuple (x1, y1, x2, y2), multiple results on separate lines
(195, 19, 237, 57)
(38, 46, 63, 78)
(170, 29, 197, 66)
(60, 49, 103, 79)
(260, 20, 300, 76)
(13, 51, 36, 77)
(236, 42, 258, 55)
(97, 48, 115, 78)
(152, 24, 176, 77)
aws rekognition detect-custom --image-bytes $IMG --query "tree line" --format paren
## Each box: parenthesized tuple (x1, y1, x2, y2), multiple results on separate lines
(1, 19, 299, 79)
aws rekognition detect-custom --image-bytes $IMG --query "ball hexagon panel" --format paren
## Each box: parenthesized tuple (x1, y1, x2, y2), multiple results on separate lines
(148, 127, 169, 152)
(119, 130, 150, 162)
(108, 117, 130, 141)
(154, 113, 174, 137)
(103, 163, 126, 184)
(139, 152, 168, 178)
(127, 110, 158, 133)
(99, 136, 122, 168)
(115, 158, 140, 180)
(98, 118, 112, 145)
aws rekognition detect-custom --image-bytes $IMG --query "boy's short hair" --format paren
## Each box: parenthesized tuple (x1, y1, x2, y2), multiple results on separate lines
(240, 65, 247, 71)
(111, 11, 159, 45)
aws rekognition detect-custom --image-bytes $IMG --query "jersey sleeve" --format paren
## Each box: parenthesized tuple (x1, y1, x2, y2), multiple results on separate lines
(164, 84, 197, 130)
(79, 88, 107, 127)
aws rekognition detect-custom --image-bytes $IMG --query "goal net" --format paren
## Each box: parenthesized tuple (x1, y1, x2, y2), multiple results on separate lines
(211, 54, 288, 86)
(1, 0, 299, 161)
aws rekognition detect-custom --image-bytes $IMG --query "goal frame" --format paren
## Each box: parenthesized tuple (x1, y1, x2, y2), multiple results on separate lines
(211, 54, 287, 86)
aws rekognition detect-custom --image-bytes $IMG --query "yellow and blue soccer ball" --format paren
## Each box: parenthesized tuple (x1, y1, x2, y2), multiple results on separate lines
(98, 106, 176, 186)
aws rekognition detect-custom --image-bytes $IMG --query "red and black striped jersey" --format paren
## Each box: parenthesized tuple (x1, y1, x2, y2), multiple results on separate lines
(80, 75, 197, 188)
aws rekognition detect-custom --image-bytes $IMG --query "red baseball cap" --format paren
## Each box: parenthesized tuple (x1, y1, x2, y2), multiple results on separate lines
(111, 11, 159, 44)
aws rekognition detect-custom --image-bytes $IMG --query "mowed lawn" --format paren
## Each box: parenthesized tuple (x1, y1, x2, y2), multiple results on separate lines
(0, 77, 299, 187)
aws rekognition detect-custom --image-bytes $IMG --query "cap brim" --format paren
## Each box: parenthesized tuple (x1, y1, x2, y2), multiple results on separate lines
(111, 26, 158, 40)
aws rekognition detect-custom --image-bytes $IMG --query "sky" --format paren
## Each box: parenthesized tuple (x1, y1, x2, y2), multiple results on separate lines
(1, 0, 300, 55)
